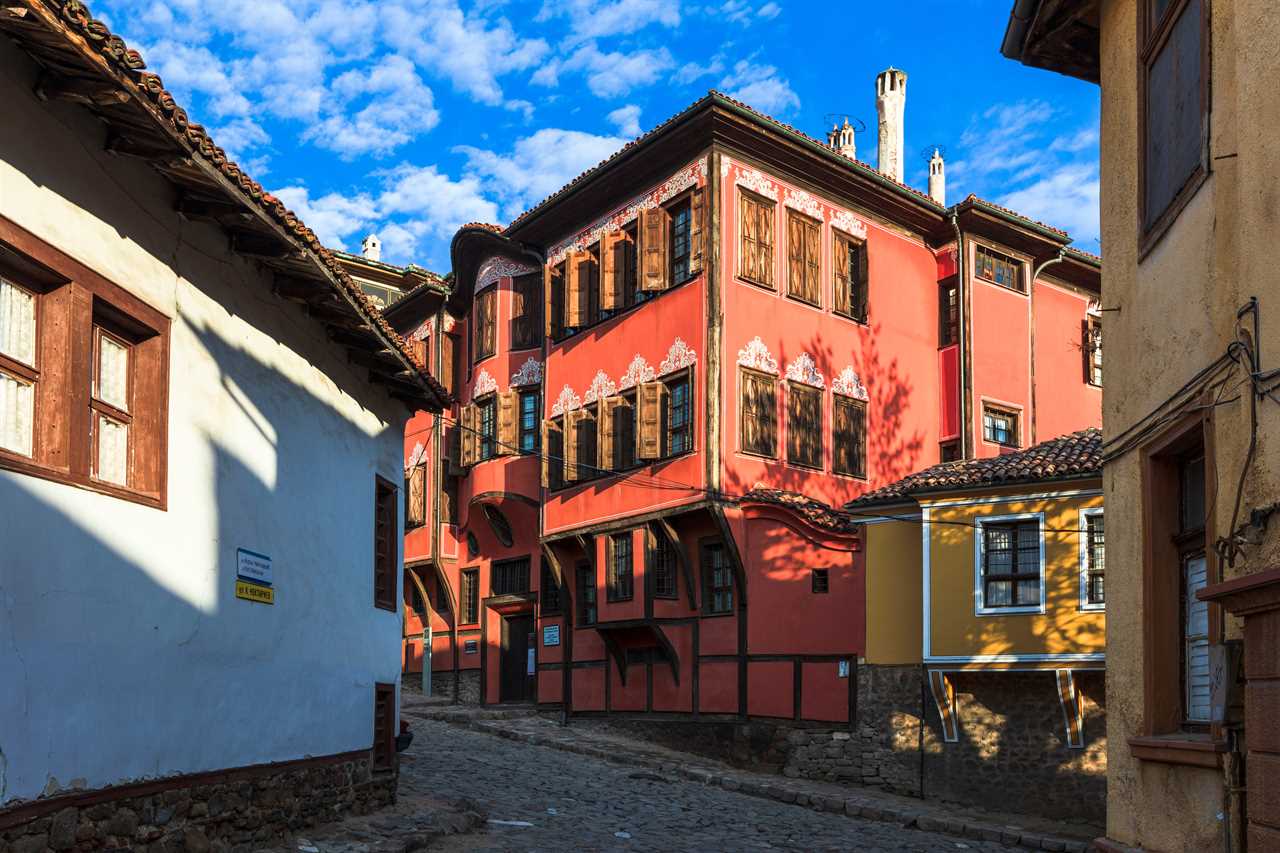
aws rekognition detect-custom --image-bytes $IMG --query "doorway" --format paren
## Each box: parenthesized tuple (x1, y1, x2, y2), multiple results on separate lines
(499, 614, 535, 703)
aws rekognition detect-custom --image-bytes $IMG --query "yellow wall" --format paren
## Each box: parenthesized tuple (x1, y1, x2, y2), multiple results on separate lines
(863, 513, 923, 665)
(924, 487, 1105, 661)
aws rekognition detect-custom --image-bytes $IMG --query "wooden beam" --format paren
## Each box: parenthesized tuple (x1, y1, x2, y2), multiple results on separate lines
(104, 132, 185, 164)
(709, 503, 747, 606)
(229, 231, 301, 261)
(176, 194, 254, 223)
(328, 327, 382, 350)
(36, 72, 128, 106)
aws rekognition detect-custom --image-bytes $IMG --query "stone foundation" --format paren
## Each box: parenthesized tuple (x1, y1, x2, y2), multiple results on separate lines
(430, 669, 481, 704)
(0, 753, 395, 853)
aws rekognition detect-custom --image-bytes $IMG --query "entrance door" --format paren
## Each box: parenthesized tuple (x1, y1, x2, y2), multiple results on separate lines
(500, 614, 534, 703)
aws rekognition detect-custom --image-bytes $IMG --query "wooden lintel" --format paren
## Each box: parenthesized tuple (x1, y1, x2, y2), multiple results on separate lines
(36, 72, 129, 106)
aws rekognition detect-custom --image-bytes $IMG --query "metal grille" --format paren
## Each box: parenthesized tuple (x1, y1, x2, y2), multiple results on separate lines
(703, 542, 734, 614)
(608, 534, 634, 601)
(667, 375, 692, 456)
(460, 569, 479, 624)
(492, 557, 530, 596)
(1086, 514, 1105, 605)
(650, 534, 678, 599)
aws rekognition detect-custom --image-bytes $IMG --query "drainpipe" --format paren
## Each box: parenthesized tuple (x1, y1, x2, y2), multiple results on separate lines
(1029, 249, 1068, 445)
(949, 214, 970, 458)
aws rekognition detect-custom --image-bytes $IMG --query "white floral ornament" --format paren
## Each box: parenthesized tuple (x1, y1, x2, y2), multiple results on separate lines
(551, 385, 582, 417)
(510, 357, 543, 387)
(405, 441, 427, 471)
(618, 354, 656, 390)
(784, 353, 825, 389)
(736, 166, 779, 201)
(472, 369, 498, 398)
(831, 367, 868, 401)
(659, 337, 698, 375)
(830, 209, 868, 240)
(736, 337, 779, 375)
(476, 256, 539, 292)
(582, 370, 619, 405)
(784, 188, 825, 222)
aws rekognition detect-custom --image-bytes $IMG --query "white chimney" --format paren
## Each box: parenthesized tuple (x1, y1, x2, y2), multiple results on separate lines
(875, 67, 907, 184)
(361, 233, 382, 262)
(827, 117, 857, 160)
(928, 148, 946, 206)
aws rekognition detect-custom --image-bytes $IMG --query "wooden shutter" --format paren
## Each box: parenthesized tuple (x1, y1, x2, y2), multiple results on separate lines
(640, 207, 668, 292)
(543, 264, 555, 338)
(833, 234, 851, 316)
(599, 397, 629, 471)
(833, 396, 850, 475)
(485, 291, 497, 355)
(786, 213, 804, 298)
(804, 219, 820, 304)
(740, 195, 757, 282)
(566, 251, 591, 327)
(741, 372, 758, 453)
(856, 239, 869, 316)
(600, 232, 623, 310)
(540, 420, 554, 488)
(406, 464, 427, 527)
(459, 403, 477, 467)
(689, 186, 704, 276)
(760, 201, 774, 286)
(445, 422, 462, 476)
(637, 381, 667, 460)
(563, 410, 582, 482)
(497, 390, 518, 455)
(438, 334, 456, 395)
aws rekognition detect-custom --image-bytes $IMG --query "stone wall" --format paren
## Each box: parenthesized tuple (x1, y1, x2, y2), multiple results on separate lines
(0, 754, 395, 853)
(431, 670, 481, 704)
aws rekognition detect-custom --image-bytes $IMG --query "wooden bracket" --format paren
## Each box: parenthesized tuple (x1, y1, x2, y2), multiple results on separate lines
(1055, 669, 1085, 748)
(928, 669, 959, 743)
(654, 517, 696, 608)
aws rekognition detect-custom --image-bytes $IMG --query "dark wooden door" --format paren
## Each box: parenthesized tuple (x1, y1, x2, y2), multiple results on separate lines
(500, 614, 534, 703)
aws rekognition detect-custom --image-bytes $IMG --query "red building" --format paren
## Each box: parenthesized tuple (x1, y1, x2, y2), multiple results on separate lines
(377, 77, 1102, 723)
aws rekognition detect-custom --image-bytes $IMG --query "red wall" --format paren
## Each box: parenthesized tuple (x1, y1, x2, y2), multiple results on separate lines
(1032, 280, 1101, 443)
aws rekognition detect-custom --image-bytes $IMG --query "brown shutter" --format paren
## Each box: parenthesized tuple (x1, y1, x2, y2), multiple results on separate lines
(740, 195, 756, 282)
(458, 404, 475, 467)
(833, 396, 850, 475)
(856, 239, 869, 316)
(566, 252, 590, 327)
(740, 372, 757, 453)
(544, 264, 555, 339)
(438, 334, 456, 395)
(640, 207, 668, 291)
(563, 410, 582, 482)
(407, 464, 426, 527)
(497, 390, 518, 454)
(541, 420, 553, 488)
(760, 202, 775, 286)
(833, 234, 850, 315)
(445, 422, 462, 476)
(786, 213, 803, 297)
(485, 292, 497, 355)
(598, 398, 619, 471)
(600, 232, 622, 310)
(637, 381, 667, 459)
(689, 186, 704, 276)
(804, 219, 820, 304)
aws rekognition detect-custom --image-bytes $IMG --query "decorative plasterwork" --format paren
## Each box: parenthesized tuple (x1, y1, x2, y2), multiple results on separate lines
(736, 337, 779, 375)
(547, 158, 708, 265)
(442, 314, 457, 333)
(551, 384, 582, 417)
(472, 369, 498, 398)
(405, 441, 427, 471)
(410, 320, 431, 341)
(735, 166, 778, 201)
(784, 353, 825, 389)
(582, 370, 619, 405)
(721, 156, 732, 177)
(659, 337, 697, 375)
(830, 209, 868, 240)
(510, 357, 542, 387)
(618, 354, 656, 390)
(784, 188, 825, 222)
(476, 256, 538, 292)
(831, 366, 868, 400)
(1086, 298, 1102, 317)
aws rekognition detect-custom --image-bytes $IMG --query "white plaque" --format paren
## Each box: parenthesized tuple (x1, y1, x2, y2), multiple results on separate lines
(236, 548, 272, 585)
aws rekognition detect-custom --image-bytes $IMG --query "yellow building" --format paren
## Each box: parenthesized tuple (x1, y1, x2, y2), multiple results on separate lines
(1003, 3, 1280, 850)
(852, 428, 1106, 822)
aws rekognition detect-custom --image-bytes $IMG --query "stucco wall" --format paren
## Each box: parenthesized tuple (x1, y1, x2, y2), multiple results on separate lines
(863, 515, 923, 665)
(0, 41, 405, 805)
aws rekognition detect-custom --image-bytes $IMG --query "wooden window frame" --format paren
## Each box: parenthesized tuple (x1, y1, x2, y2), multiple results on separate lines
(540, 561, 561, 615)
(545, 415, 566, 491)
(1138, 0, 1211, 257)
(518, 389, 540, 454)
(476, 394, 497, 461)
(832, 393, 867, 480)
(404, 462, 428, 530)
(576, 560, 597, 626)
(648, 530, 678, 600)
(667, 196, 694, 287)
(940, 440, 961, 463)
(1079, 508, 1106, 611)
(372, 682, 395, 772)
(981, 402, 1021, 448)
(974, 513, 1046, 615)
(89, 324, 134, 487)
(373, 475, 399, 612)
(663, 369, 694, 460)
(459, 568, 480, 625)
(473, 286, 497, 362)
(606, 532, 634, 602)
(510, 272, 541, 351)
(0, 218, 170, 508)
(785, 209, 822, 307)
(701, 539, 734, 616)
(973, 244, 1025, 294)
(1084, 315, 1103, 387)
(832, 230, 867, 323)
(737, 190, 775, 289)
(811, 569, 829, 594)
(785, 381, 823, 470)
(738, 367, 777, 459)
(939, 279, 959, 347)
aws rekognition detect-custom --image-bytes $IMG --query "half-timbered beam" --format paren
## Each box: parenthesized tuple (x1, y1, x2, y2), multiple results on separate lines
(36, 72, 128, 106)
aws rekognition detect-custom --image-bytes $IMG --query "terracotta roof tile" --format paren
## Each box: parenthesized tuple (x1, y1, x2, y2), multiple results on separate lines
(845, 428, 1102, 509)
(740, 487, 861, 535)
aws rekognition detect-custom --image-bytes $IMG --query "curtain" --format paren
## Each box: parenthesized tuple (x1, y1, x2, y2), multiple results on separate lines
(97, 334, 129, 411)
(0, 279, 36, 366)
(96, 414, 129, 485)
(0, 371, 34, 456)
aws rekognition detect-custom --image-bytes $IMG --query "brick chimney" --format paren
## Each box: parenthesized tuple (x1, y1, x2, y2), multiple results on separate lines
(875, 68, 907, 183)
(928, 148, 946, 206)
(827, 117, 857, 160)
(361, 233, 382, 262)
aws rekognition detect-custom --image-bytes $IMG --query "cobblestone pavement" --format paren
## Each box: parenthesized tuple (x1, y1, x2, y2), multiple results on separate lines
(413, 719, 1019, 853)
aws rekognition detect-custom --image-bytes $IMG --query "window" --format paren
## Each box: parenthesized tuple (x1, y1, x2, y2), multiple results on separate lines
(612, 391, 637, 470)
(974, 245, 1023, 292)
(373, 683, 395, 771)
(519, 390, 540, 454)
(540, 562, 561, 614)
(0, 278, 37, 457)
(433, 573, 450, 613)
(405, 463, 427, 529)
(474, 287, 496, 361)
(477, 396, 496, 461)
(940, 440, 961, 463)
(982, 404, 1020, 447)
(511, 273, 541, 350)
(649, 532, 678, 599)
(491, 556, 530, 595)
(1081, 510, 1105, 608)
(373, 477, 398, 611)
(623, 224, 641, 304)
(666, 372, 692, 457)
(563, 247, 600, 333)
(1084, 316, 1103, 386)
(1178, 452, 1210, 724)
(544, 417, 565, 491)
(739, 369, 777, 457)
(607, 533, 634, 601)
(564, 406, 598, 482)
(549, 261, 566, 341)
(786, 382, 822, 469)
(811, 569, 829, 594)
(833, 395, 866, 478)
(702, 541, 734, 614)
(482, 504, 514, 547)
(978, 517, 1043, 612)
(408, 576, 426, 616)
(440, 471, 459, 526)
(460, 568, 479, 624)
(833, 232, 867, 321)
(939, 281, 959, 346)
(576, 561, 596, 626)
(786, 211, 821, 305)
(668, 199, 693, 286)
(739, 191, 775, 287)
(1141, 0, 1208, 242)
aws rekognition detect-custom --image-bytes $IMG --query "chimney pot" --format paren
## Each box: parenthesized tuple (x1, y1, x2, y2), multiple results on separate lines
(361, 233, 382, 262)
(928, 148, 946, 206)
(875, 68, 907, 184)
(826, 117, 857, 160)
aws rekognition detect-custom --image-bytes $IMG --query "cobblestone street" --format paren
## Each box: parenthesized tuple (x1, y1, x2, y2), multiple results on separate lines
(400, 719, 1021, 853)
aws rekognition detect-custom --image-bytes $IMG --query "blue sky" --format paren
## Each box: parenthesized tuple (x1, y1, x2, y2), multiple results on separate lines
(93, 0, 1100, 270)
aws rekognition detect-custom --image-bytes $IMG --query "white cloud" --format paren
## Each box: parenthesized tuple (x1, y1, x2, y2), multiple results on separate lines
(719, 59, 799, 115)
(607, 104, 643, 137)
(757, 2, 781, 20)
(271, 185, 378, 250)
(536, 43, 675, 98)
(129, 40, 252, 118)
(999, 163, 1100, 246)
(303, 55, 440, 160)
(536, 0, 680, 43)
(212, 118, 272, 162)
(675, 56, 725, 85)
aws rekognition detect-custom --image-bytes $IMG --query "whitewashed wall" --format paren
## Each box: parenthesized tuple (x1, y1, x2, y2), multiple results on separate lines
(0, 41, 405, 804)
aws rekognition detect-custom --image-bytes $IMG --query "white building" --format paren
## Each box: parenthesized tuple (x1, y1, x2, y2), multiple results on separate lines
(0, 2, 448, 846)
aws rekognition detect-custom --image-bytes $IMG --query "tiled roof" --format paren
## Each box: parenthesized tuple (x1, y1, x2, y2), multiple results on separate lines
(845, 428, 1102, 509)
(955, 194, 1069, 240)
(740, 487, 860, 535)
(6, 0, 449, 407)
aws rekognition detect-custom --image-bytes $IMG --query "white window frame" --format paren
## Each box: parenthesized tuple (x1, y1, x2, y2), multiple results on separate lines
(974, 511, 1046, 616)
(1078, 507, 1105, 612)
